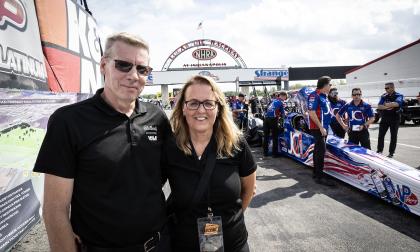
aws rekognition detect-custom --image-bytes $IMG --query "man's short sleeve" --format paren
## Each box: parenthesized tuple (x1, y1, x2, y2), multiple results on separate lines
(33, 111, 77, 178)
(395, 94, 404, 107)
(366, 104, 374, 118)
(338, 103, 348, 116)
(308, 93, 318, 111)
(378, 95, 385, 105)
(239, 139, 257, 177)
(278, 100, 285, 116)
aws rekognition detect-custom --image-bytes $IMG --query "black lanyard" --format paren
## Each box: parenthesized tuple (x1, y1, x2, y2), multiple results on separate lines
(189, 137, 216, 214)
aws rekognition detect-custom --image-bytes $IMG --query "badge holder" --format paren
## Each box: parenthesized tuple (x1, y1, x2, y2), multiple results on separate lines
(352, 125, 362, 131)
(197, 207, 224, 252)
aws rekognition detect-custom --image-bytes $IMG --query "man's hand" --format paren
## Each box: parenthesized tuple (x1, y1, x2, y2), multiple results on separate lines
(320, 127, 327, 136)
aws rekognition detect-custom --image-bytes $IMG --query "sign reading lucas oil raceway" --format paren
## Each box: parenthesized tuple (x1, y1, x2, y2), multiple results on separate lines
(149, 38, 289, 104)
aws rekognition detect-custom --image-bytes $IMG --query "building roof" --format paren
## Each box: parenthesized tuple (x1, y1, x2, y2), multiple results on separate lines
(346, 38, 420, 75)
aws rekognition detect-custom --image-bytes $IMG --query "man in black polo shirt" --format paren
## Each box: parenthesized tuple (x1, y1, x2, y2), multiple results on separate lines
(34, 32, 172, 251)
(376, 82, 404, 158)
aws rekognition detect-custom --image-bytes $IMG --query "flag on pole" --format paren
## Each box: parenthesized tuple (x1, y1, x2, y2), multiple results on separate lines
(197, 21, 203, 30)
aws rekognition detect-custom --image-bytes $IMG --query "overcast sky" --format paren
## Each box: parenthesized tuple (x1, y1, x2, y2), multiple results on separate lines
(87, 0, 420, 94)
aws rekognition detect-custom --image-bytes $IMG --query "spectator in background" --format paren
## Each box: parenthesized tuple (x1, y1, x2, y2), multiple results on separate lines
(263, 92, 286, 157)
(376, 82, 404, 158)
(307, 76, 335, 186)
(328, 88, 347, 138)
(232, 93, 248, 130)
(336, 88, 375, 149)
(249, 95, 258, 116)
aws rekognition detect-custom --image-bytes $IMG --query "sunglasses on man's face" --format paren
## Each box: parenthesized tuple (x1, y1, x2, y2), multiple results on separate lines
(352, 93, 362, 96)
(113, 59, 152, 76)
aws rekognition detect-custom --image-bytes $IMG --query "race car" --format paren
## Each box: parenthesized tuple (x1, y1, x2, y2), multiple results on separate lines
(276, 87, 420, 217)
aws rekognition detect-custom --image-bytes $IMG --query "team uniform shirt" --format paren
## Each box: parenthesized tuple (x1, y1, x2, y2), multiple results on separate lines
(378, 92, 404, 117)
(329, 99, 346, 123)
(165, 136, 257, 251)
(307, 90, 332, 130)
(34, 89, 172, 247)
(265, 99, 285, 118)
(232, 99, 246, 120)
(338, 100, 373, 130)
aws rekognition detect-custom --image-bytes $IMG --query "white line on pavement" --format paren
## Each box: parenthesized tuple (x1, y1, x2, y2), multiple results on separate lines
(370, 139, 420, 149)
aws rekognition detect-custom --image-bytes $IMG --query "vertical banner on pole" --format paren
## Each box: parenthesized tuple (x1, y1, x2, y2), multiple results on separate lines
(35, 0, 103, 93)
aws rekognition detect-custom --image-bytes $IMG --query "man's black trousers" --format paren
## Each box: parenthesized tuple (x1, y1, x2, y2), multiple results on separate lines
(330, 120, 346, 138)
(348, 128, 371, 149)
(310, 129, 326, 179)
(263, 117, 279, 156)
(377, 115, 400, 154)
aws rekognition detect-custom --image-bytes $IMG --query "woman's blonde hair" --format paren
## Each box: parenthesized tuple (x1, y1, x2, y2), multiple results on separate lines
(170, 75, 242, 157)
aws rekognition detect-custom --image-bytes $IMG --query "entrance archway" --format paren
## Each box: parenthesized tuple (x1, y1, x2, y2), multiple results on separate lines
(161, 39, 247, 71)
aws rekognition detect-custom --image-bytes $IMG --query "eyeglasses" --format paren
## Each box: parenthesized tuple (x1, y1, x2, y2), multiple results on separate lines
(184, 99, 218, 110)
(330, 91, 338, 96)
(385, 87, 391, 90)
(352, 93, 362, 96)
(112, 59, 153, 76)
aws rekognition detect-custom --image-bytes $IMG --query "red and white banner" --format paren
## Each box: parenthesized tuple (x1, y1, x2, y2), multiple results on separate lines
(35, 0, 103, 93)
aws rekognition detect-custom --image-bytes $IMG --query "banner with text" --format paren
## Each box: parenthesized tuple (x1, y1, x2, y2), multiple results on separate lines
(0, 88, 88, 251)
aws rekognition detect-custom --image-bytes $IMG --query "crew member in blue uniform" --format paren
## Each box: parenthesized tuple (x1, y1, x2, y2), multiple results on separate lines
(307, 76, 334, 186)
(328, 88, 347, 138)
(336, 88, 375, 149)
(376, 82, 404, 158)
(232, 93, 248, 130)
(263, 92, 286, 157)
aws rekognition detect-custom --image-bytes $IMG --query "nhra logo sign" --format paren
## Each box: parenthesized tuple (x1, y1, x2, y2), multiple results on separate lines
(192, 48, 217, 60)
(0, 0, 27, 31)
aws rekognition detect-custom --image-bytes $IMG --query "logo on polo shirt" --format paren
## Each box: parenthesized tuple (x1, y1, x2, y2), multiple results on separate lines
(144, 125, 157, 131)
(148, 135, 157, 141)
(144, 125, 158, 142)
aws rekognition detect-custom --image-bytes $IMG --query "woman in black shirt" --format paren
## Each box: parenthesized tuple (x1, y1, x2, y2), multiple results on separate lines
(165, 75, 257, 252)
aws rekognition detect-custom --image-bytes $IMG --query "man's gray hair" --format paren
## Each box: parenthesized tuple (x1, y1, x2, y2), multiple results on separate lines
(103, 32, 149, 57)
